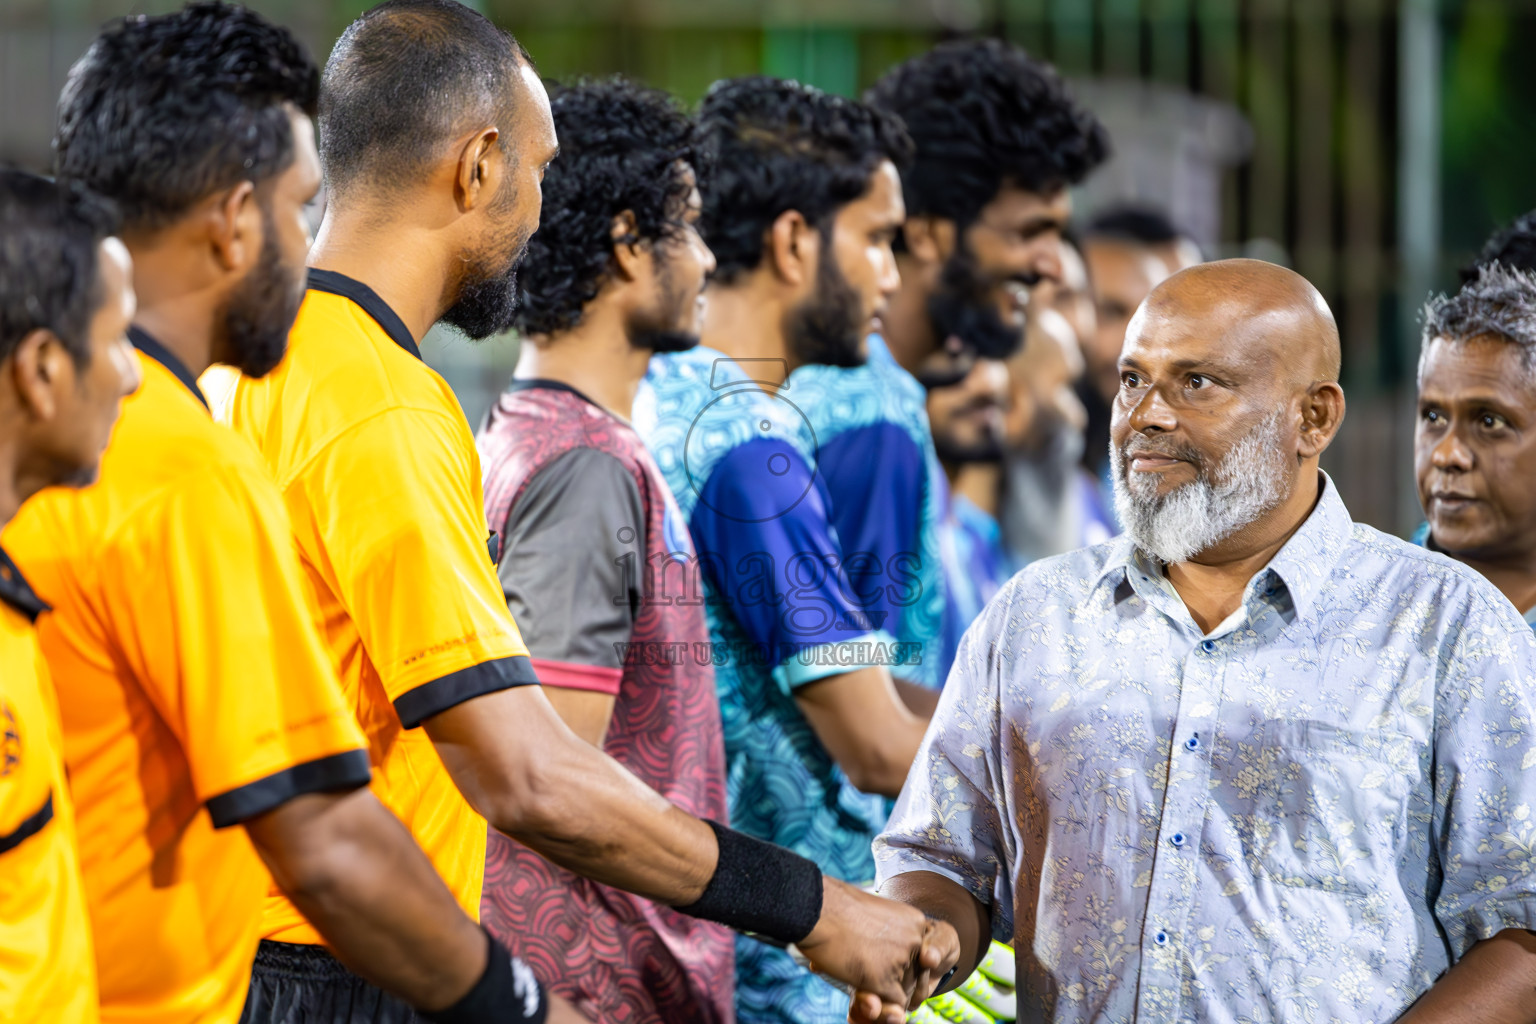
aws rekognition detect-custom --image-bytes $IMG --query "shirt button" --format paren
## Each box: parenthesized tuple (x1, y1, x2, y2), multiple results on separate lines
(1170, 832, 1186, 848)
(1154, 931, 1169, 945)
(1185, 734, 1201, 751)
(1200, 640, 1216, 653)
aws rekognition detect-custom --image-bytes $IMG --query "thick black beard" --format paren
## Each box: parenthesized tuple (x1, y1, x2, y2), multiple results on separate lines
(926, 247, 1027, 360)
(933, 432, 1005, 466)
(785, 252, 866, 369)
(442, 262, 521, 341)
(223, 213, 304, 379)
(442, 227, 533, 341)
(630, 327, 700, 354)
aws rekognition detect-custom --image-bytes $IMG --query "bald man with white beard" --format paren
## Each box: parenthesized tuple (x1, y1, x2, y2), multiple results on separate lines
(851, 259, 1536, 1024)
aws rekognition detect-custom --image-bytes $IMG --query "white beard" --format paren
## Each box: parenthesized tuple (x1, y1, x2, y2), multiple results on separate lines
(1111, 410, 1293, 564)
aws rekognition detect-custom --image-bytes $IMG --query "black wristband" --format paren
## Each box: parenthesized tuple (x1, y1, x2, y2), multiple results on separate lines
(427, 929, 547, 1024)
(675, 819, 824, 944)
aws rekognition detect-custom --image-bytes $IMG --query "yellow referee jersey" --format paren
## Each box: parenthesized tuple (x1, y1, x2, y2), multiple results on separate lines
(224, 270, 538, 945)
(0, 550, 97, 1024)
(4, 333, 371, 1023)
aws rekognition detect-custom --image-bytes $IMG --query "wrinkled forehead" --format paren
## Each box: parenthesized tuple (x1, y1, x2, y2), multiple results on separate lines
(1419, 331, 1536, 392)
(1123, 297, 1293, 375)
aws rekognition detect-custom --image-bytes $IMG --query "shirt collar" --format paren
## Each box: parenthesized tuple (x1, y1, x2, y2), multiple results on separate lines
(0, 548, 48, 623)
(129, 326, 209, 410)
(1092, 472, 1353, 624)
(306, 269, 421, 362)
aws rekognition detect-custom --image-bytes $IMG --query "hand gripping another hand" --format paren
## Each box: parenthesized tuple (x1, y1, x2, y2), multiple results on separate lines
(908, 942, 1016, 1024)
(794, 879, 962, 1018)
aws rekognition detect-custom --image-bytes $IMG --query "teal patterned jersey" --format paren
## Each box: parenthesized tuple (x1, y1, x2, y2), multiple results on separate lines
(636, 347, 908, 1024)
(781, 336, 947, 688)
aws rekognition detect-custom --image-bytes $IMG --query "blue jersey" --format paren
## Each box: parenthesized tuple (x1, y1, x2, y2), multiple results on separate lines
(636, 347, 909, 1024)
(937, 492, 1009, 684)
(780, 336, 946, 688)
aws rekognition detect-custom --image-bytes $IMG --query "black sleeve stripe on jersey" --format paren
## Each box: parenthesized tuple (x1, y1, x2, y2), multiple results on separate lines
(392, 655, 541, 730)
(205, 749, 372, 829)
(0, 793, 53, 854)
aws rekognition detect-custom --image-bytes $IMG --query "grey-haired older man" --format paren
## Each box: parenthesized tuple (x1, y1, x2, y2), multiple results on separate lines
(1415, 263, 1536, 636)
(851, 258, 1536, 1024)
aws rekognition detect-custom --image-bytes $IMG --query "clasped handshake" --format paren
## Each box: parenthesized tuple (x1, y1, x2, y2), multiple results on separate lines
(793, 879, 961, 1024)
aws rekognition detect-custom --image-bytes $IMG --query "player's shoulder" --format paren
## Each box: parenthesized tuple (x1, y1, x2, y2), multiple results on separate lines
(113, 357, 269, 484)
(784, 338, 928, 443)
(288, 288, 453, 409)
(235, 287, 470, 476)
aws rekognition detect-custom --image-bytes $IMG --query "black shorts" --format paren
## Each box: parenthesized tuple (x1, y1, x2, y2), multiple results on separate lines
(240, 939, 428, 1024)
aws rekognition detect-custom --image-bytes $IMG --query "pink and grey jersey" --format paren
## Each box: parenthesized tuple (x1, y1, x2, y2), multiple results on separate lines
(477, 379, 734, 1024)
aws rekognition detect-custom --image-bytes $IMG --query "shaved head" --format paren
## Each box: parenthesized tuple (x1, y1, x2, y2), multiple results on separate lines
(1110, 258, 1346, 565)
(320, 0, 529, 201)
(1137, 258, 1341, 385)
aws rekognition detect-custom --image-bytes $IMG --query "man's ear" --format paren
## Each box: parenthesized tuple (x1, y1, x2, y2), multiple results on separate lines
(610, 210, 645, 284)
(901, 215, 955, 267)
(766, 209, 815, 288)
(8, 328, 74, 423)
(209, 181, 259, 275)
(455, 126, 503, 213)
(1297, 380, 1346, 459)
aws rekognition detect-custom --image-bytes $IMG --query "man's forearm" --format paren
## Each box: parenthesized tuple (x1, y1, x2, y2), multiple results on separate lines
(426, 686, 720, 904)
(245, 788, 487, 1014)
(490, 729, 720, 904)
(893, 677, 941, 720)
(1397, 930, 1536, 1024)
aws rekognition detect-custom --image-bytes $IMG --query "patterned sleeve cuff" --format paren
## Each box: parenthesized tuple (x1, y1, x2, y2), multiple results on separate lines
(771, 630, 902, 695)
(1439, 895, 1536, 961)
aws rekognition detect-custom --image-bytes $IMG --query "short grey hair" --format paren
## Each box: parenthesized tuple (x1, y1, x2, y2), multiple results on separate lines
(1419, 262, 1536, 380)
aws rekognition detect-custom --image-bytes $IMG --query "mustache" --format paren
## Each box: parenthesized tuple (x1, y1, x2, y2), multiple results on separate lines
(1119, 435, 1205, 464)
(956, 392, 1004, 416)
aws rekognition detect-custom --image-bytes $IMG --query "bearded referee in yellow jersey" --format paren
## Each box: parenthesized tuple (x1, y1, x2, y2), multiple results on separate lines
(6, 5, 572, 1022)
(227, 1, 958, 1020)
(0, 170, 139, 1024)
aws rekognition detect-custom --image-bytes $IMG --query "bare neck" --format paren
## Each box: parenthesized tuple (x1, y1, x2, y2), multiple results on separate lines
(513, 305, 650, 421)
(701, 279, 792, 388)
(122, 234, 223, 378)
(880, 254, 937, 376)
(1164, 468, 1323, 634)
(951, 462, 1001, 517)
(309, 208, 453, 344)
(1450, 549, 1536, 617)
(0, 424, 25, 526)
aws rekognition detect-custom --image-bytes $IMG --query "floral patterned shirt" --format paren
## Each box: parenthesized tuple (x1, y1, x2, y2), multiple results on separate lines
(877, 474, 1536, 1023)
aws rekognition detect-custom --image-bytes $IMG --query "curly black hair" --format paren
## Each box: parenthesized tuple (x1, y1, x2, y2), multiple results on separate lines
(320, 0, 529, 201)
(512, 77, 701, 337)
(864, 39, 1108, 229)
(0, 169, 120, 367)
(697, 76, 913, 284)
(54, 1, 317, 232)
(1463, 210, 1536, 283)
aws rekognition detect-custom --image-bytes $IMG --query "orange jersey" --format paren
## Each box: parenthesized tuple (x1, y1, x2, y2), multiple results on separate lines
(223, 271, 537, 945)
(0, 550, 97, 1024)
(4, 334, 370, 1023)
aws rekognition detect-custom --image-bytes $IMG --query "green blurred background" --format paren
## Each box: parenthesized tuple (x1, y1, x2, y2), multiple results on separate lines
(3, 0, 1534, 531)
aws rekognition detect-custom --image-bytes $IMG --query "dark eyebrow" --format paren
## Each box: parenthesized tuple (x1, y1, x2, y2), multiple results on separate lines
(1118, 354, 1241, 377)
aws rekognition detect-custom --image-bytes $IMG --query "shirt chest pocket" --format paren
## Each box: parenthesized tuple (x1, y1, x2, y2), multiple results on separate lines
(1248, 720, 1421, 897)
